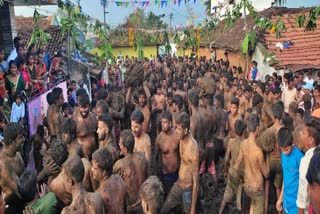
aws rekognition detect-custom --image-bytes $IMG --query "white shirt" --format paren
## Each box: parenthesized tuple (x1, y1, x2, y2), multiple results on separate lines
(303, 77, 314, 86)
(296, 147, 315, 213)
(7, 48, 17, 62)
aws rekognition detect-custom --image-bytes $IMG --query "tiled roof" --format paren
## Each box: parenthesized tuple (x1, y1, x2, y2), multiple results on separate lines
(15, 17, 66, 56)
(15, 16, 53, 31)
(262, 8, 320, 70)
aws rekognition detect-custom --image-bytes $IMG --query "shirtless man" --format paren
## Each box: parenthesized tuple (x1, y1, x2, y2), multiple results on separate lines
(61, 119, 95, 192)
(0, 123, 25, 200)
(154, 111, 180, 195)
(61, 156, 105, 214)
(234, 114, 270, 214)
(224, 82, 233, 111)
(131, 110, 151, 170)
(166, 93, 174, 114)
(219, 119, 246, 214)
(113, 130, 148, 213)
(172, 94, 184, 127)
(92, 148, 126, 214)
(266, 101, 285, 211)
(152, 85, 166, 112)
(227, 97, 242, 139)
(97, 113, 118, 162)
(160, 112, 199, 214)
(174, 81, 187, 102)
(243, 85, 253, 115)
(47, 87, 64, 140)
(214, 94, 228, 140)
(188, 90, 206, 159)
(72, 94, 97, 159)
(94, 100, 109, 119)
(126, 82, 151, 133)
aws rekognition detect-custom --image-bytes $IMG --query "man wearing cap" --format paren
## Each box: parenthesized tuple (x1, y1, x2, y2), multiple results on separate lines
(298, 83, 314, 110)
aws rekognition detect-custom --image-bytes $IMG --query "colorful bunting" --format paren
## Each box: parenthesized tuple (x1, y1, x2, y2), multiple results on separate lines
(100, 0, 193, 8)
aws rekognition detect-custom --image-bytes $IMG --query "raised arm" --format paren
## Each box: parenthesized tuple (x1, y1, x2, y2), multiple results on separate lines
(125, 87, 132, 105)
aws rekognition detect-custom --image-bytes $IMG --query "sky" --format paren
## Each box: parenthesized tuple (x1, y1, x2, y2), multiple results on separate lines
(14, 0, 320, 28)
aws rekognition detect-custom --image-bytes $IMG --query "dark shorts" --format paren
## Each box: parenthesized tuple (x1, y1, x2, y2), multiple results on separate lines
(160, 182, 192, 214)
(160, 171, 179, 196)
(127, 205, 143, 214)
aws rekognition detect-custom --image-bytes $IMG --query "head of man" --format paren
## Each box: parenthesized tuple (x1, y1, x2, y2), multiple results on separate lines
(287, 77, 295, 89)
(172, 82, 177, 91)
(61, 118, 77, 145)
(172, 95, 183, 112)
(17, 170, 37, 203)
(161, 111, 173, 133)
(97, 114, 113, 141)
(52, 87, 64, 106)
(3, 123, 25, 153)
(272, 101, 284, 121)
(175, 112, 190, 140)
(131, 110, 144, 137)
(119, 130, 135, 156)
(95, 100, 109, 119)
(247, 113, 260, 135)
(230, 97, 239, 116)
(138, 89, 147, 107)
(202, 94, 214, 108)
(277, 127, 294, 155)
(63, 156, 85, 193)
(78, 94, 90, 119)
(271, 87, 282, 102)
(244, 85, 253, 101)
(91, 148, 114, 181)
(167, 93, 173, 106)
(214, 94, 224, 109)
(306, 150, 320, 214)
(300, 117, 320, 153)
(48, 139, 69, 167)
(140, 176, 165, 214)
(156, 84, 162, 96)
(252, 93, 263, 108)
(188, 90, 199, 108)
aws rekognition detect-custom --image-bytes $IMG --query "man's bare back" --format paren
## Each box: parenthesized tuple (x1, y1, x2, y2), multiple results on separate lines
(113, 152, 147, 209)
(61, 192, 105, 214)
(97, 174, 126, 214)
(134, 132, 151, 163)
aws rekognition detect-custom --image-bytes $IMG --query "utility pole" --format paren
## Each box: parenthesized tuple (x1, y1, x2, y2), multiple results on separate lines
(169, 12, 173, 30)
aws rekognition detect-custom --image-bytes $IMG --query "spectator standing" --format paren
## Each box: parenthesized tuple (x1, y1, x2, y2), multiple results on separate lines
(10, 91, 25, 124)
(0, 49, 9, 74)
(7, 37, 22, 62)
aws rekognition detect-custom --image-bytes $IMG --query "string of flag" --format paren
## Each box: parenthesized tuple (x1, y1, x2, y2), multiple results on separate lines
(100, 0, 197, 8)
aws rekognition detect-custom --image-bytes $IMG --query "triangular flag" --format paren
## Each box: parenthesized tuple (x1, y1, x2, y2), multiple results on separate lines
(125, 2, 129, 7)
(115, 2, 120, 6)
(194, 0, 196, 3)
(146, 1, 150, 6)
(178, 0, 181, 6)
(131, 2, 135, 7)
(155, 0, 158, 5)
(142, 1, 146, 7)
(161, 0, 165, 7)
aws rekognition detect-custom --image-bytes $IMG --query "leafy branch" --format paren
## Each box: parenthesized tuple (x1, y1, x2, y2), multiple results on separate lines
(29, 9, 51, 47)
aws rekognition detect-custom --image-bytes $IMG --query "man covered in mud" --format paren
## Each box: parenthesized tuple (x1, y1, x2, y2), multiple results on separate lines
(131, 110, 151, 170)
(92, 148, 126, 214)
(97, 113, 118, 162)
(188, 90, 206, 159)
(0, 123, 25, 201)
(160, 112, 199, 214)
(73, 93, 97, 159)
(234, 114, 270, 214)
(154, 111, 180, 195)
(61, 156, 105, 214)
(47, 87, 64, 141)
(113, 130, 148, 213)
(126, 81, 151, 133)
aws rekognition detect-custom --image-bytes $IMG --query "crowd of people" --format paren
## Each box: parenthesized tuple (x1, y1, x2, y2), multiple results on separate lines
(0, 37, 320, 214)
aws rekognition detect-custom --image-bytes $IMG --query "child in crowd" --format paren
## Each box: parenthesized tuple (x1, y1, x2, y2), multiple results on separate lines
(10, 91, 25, 124)
(276, 127, 304, 214)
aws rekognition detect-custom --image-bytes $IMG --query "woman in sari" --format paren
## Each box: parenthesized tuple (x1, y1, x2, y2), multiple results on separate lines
(36, 52, 48, 93)
(5, 60, 27, 101)
(26, 53, 42, 96)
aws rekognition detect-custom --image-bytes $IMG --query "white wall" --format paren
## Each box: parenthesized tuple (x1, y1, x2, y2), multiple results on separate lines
(211, 0, 275, 17)
(252, 45, 284, 81)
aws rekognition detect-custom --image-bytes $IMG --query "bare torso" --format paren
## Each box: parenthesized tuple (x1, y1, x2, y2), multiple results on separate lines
(73, 111, 97, 159)
(156, 129, 180, 174)
(97, 175, 126, 214)
(134, 133, 151, 163)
